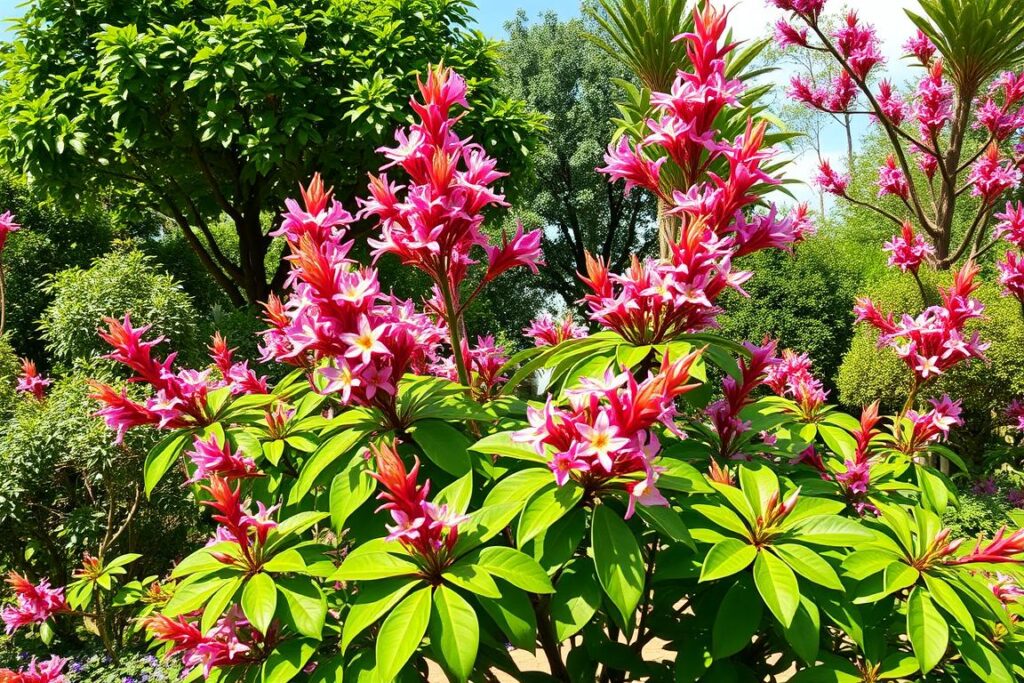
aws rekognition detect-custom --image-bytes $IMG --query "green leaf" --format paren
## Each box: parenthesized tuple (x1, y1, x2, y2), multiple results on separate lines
(277, 577, 327, 640)
(410, 420, 472, 476)
(516, 482, 584, 547)
(435, 471, 474, 515)
(476, 547, 554, 594)
(738, 462, 778, 517)
(783, 596, 821, 665)
(477, 585, 537, 650)
(712, 576, 762, 659)
(591, 504, 645, 628)
(263, 549, 306, 574)
(429, 585, 480, 682)
(341, 578, 420, 652)
(144, 430, 189, 496)
(754, 551, 800, 628)
(793, 515, 875, 546)
(333, 540, 419, 581)
(202, 576, 242, 634)
(242, 573, 277, 635)
(291, 429, 364, 503)
(261, 638, 317, 683)
(444, 562, 501, 598)
(922, 574, 974, 637)
(772, 544, 844, 591)
(375, 586, 431, 682)
(550, 563, 602, 642)
(636, 504, 694, 549)
(329, 456, 376, 534)
(470, 431, 546, 463)
(907, 587, 948, 675)
(700, 538, 756, 582)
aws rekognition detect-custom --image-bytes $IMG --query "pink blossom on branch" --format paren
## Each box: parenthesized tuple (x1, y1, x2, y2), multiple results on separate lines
(764, 348, 829, 419)
(15, 359, 51, 401)
(773, 19, 808, 49)
(855, 262, 989, 384)
(876, 81, 908, 125)
(877, 154, 909, 200)
(523, 313, 588, 348)
(597, 137, 666, 196)
(483, 222, 544, 282)
(899, 395, 963, 455)
(0, 656, 68, 683)
(815, 160, 849, 196)
(0, 211, 20, 254)
(968, 143, 1022, 204)
(883, 222, 935, 274)
(993, 201, 1024, 248)
(913, 61, 953, 138)
(997, 250, 1024, 302)
(903, 30, 936, 66)
(708, 341, 776, 459)
(144, 606, 277, 678)
(1, 572, 66, 634)
(831, 11, 884, 81)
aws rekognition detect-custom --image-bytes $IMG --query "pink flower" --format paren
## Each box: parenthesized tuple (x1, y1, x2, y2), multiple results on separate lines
(187, 434, 259, 483)
(774, 20, 808, 48)
(877, 154, 909, 199)
(514, 351, 701, 514)
(549, 444, 590, 487)
(969, 144, 1022, 204)
(341, 316, 390, 365)
(832, 12, 883, 81)
(144, 606, 276, 677)
(598, 137, 666, 196)
(0, 656, 68, 683)
(0, 211, 20, 254)
(708, 341, 776, 458)
(876, 80, 908, 125)
(913, 61, 953, 138)
(1006, 399, 1024, 430)
(856, 262, 989, 384)
(998, 250, 1024, 302)
(990, 573, 1024, 604)
(524, 313, 588, 347)
(1, 572, 66, 634)
(15, 359, 51, 401)
(764, 348, 828, 419)
(994, 201, 1024, 248)
(903, 30, 936, 65)
(948, 527, 1024, 565)
(883, 222, 935, 274)
(815, 160, 849, 196)
(901, 395, 963, 454)
(767, 0, 826, 18)
(483, 222, 544, 282)
(624, 478, 669, 519)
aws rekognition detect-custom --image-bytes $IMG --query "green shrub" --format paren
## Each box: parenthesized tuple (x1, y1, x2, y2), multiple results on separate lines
(0, 171, 114, 361)
(39, 244, 200, 369)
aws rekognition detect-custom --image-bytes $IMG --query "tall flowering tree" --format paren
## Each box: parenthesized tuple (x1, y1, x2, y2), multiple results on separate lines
(774, 0, 1024, 267)
(20, 2, 1021, 681)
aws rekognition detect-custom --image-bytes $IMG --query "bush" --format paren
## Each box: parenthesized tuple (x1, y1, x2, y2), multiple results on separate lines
(837, 268, 1024, 465)
(0, 171, 114, 361)
(39, 244, 200, 369)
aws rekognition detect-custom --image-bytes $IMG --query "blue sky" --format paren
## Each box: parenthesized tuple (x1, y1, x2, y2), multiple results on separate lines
(471, 0, 581, 37)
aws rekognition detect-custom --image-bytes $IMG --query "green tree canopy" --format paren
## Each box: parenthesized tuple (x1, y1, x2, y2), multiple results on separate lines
(0, 0, 544, 307)
(499, 10, 657, 305)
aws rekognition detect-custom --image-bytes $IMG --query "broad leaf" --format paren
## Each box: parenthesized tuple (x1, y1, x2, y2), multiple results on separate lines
(591, 505, 645, 629)
(375, 586, 432, 681)
(700, 538, 756, 582)
(754, 551, 800, 628)
(242, 573, 277, 635)
(429, 585, 480, 682)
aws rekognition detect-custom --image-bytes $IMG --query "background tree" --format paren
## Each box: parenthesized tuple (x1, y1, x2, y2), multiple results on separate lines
(499, 11, 658, 306)
(0, 0, 545, 307)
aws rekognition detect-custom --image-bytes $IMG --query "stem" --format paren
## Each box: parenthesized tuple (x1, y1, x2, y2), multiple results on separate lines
(0, 261, 6, 337)
(894, 381, 920, 449)
(438, 276, 472, 389)
(534, 598, 570, 681)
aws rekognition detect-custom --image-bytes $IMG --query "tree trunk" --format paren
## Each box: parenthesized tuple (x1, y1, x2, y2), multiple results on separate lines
(657, 198, 679, 260)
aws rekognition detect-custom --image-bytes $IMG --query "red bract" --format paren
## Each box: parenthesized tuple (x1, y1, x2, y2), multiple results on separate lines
(91, 316, 268, 442)
(855, 263, 988, 384)
(876, 81, 908, 126)
(202, 476, 278, 571)
(903, 30, 936, 66)
(1, 572, 66, 634)
(913, 61, 953, 139)
(369, 440, 467, 568)
(815, 160, 849, 196)
(514, 351, 701, 517)
(594, 4, 807, 343)
(523, 313, 588, 348)
(948, 527, 1024, 565)
(15, 359, 50, 401)
(708, 341, 776, 459)
(989, 573, 1024, 605)
(144, 605, 277, 677)
(835, 402, 881, 515)
(883, 222, 935, 274)
(0, 656, 67, 683)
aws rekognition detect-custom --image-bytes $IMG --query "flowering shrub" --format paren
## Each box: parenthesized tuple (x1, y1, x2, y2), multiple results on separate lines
(3, 4, 1024, 683)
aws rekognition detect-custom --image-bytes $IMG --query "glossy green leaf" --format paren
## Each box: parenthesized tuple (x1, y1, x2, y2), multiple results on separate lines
(591, 504, 645, 628)
(277, 577, 327, 640)
(341, 578, 420, 653)
(907, 587, 948, 674)
(700, 538, 756, 582)
(375, 586, 431, 682)
(144, 430, 190, 497)
(516, 482, 584, 547)
(712, 576, 762, 659)
(291, 429, 364, 503)
(261, 638, 317, 683)
(429, 585, 479, 682)
(550, 563, 602, 642)
(476, 547, 554, 594)
(754, 550, 800, 628)
(242, 573, 277, 635)
(772, 544, 844, 591)
(477, 585, 537, 650)
(329, 456, 376, 534)
(410, 420, 472, 476)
